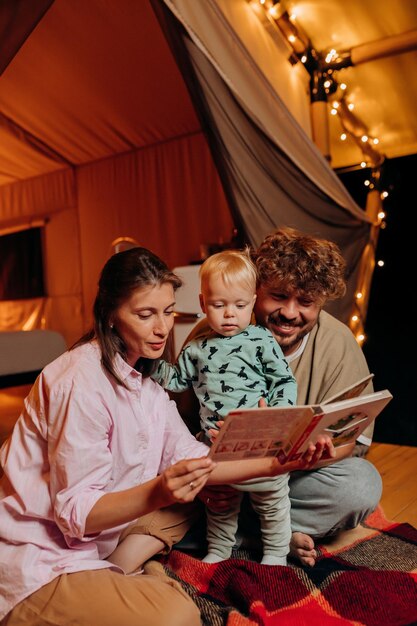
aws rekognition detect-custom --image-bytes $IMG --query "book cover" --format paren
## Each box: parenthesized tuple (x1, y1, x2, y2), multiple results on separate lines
(209, 387, 392, 463)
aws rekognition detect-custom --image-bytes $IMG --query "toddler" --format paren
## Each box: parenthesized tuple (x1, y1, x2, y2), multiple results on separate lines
(154, 249, 297, 565)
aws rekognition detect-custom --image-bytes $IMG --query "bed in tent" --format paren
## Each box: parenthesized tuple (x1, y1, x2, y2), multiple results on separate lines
(1, 1, 417, 623)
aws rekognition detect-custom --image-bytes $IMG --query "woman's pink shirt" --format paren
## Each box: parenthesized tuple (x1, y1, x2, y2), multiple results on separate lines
(0, 341, 208, 619)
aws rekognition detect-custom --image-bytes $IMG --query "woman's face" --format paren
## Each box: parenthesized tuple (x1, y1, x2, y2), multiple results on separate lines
(111, 282, 176, 366)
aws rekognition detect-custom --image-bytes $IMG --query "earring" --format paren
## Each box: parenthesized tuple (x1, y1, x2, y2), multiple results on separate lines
(110, 323, 114, 329)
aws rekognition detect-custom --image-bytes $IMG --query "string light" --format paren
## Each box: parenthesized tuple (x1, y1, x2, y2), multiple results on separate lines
(248, 0, 390, 348)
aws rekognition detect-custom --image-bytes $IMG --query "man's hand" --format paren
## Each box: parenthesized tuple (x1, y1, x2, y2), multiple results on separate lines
(272, 434, 336, 474)
(299, 434, 336, 467)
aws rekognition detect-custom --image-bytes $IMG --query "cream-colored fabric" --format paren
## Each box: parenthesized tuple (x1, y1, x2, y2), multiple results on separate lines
(163, 0, 371, 222)
(286, 310, 374, 441)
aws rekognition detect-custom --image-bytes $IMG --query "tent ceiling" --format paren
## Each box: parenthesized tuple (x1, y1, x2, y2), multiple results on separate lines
(282, 0, 417, 169)
(0, 0, 200, 186)
(0, 0, 416, 189)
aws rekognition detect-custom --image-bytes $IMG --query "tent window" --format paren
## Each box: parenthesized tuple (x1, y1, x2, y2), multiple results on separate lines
(0, 227, 45, 301)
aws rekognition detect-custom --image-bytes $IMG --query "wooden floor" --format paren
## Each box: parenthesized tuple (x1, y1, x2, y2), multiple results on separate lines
(1, 386, 416, 528)
(367, 442, 417, 527)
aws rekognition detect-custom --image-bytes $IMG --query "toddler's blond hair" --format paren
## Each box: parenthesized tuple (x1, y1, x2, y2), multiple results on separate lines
(199, 249, 257, 294)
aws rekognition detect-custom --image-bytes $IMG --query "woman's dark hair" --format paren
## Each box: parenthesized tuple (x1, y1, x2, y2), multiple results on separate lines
(73, 247, 182, 384)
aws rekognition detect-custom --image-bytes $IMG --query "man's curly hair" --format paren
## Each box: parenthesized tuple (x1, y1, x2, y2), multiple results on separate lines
(252, 227, 346, 302)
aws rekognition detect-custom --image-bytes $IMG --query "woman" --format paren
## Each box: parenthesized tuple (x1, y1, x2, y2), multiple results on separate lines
(0, 247, 331, 626)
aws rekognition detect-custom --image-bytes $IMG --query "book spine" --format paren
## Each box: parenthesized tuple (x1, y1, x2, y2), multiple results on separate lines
(287, 412, 324, 461)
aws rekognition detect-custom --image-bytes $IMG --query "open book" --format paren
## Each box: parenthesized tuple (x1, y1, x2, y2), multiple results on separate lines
(209, 375, 392, 463)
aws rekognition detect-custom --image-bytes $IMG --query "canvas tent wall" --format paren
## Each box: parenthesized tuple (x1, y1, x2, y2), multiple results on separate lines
(0, 0, 371, 347)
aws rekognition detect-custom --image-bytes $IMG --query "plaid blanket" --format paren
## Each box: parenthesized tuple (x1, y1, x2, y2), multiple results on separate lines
(161, 509, 417, 625)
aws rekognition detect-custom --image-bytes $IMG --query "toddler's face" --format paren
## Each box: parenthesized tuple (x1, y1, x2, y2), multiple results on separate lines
(199, 276, 256, 337)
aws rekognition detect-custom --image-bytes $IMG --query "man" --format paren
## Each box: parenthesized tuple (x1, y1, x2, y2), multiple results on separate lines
(178, 227, 381, 566)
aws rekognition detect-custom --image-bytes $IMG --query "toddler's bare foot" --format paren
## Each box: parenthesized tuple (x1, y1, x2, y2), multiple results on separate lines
(290, 532, 317, 567)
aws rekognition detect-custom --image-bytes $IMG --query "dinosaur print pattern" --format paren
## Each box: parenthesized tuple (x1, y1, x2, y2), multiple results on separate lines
(153, 325, 297, 433)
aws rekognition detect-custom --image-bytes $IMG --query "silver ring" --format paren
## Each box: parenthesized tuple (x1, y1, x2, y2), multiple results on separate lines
(189, 481, 195, 490)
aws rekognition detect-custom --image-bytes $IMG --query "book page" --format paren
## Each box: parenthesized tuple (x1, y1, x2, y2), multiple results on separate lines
(288, 390, 392, 461)
(323, 373, 374, 405)
(208, 389, 392, 464)
(209, 406, 314, 461)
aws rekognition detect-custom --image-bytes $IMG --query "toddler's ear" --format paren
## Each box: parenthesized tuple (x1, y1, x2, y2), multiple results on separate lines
(199, 293, 206, 313)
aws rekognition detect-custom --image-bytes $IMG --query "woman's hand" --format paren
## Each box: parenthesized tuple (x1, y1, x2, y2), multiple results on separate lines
(159, 456, 216, 505)
(86, 456, 216, 534)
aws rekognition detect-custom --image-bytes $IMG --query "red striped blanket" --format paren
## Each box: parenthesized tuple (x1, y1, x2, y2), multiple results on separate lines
(161, 509, 417, 625)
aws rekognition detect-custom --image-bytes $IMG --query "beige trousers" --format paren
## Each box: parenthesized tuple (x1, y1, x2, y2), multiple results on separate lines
(2, 504, 201, 626)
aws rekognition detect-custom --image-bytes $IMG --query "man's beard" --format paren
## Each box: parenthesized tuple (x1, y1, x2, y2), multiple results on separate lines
(267, 313, 312, 353)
